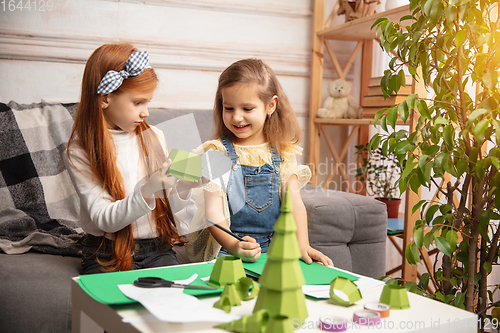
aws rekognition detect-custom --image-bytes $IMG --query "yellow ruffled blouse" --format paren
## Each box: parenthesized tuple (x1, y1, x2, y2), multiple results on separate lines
(193, 139, 311, 195)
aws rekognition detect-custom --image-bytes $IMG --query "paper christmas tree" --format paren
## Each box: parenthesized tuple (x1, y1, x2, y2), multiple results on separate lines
(166, 149, 202, 182)
(252, 186, 308, 322)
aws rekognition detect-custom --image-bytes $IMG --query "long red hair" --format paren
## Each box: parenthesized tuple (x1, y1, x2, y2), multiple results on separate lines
(67, 43, 184, 272)
(213, 58, 301, 153)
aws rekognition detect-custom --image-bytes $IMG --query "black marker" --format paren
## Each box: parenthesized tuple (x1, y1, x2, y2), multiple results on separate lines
(206, 219, 246, 242)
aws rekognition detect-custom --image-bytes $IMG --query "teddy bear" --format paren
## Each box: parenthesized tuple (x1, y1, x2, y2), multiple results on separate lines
(317, 79, 362, 119)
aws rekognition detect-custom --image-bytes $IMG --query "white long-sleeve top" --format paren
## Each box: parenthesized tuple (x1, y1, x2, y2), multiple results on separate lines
(63, 126, 186, 239)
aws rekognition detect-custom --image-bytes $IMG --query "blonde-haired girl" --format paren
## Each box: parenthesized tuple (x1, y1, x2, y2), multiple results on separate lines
(197, 58, 332, 266)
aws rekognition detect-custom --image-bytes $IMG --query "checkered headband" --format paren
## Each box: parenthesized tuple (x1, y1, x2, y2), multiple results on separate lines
(96, 51, 152, 94)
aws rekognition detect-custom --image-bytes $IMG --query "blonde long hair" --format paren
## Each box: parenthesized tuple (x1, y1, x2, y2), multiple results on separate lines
(67, 43, 183, 272)
(213, 58, 301, 153)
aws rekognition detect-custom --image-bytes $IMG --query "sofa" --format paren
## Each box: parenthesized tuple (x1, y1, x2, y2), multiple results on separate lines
(0, 101, 387, 333)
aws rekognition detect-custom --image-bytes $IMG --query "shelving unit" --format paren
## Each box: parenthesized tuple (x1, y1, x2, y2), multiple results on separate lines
(307, 1, 422, 283)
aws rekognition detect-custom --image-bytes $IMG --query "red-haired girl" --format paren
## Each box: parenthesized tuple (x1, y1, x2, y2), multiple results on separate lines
(195, 58, 333, 266)
(64, 43, 193, 274)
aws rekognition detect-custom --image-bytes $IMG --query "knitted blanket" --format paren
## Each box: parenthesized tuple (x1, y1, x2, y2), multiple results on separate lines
(0, 101, 83, 256)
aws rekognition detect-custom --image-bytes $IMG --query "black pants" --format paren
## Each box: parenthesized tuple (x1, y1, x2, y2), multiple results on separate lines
(81, 234, 179, 274)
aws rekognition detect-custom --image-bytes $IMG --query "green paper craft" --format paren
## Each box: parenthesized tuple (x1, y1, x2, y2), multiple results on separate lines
(166, 148, 202, 182)
(253, 186, 308, 322)
(217, 284, 241, 307)
(213, 296, 232, 313)
(242, 253, 359, 286)
(266, 315, 294, 333)
(236, 277, 260, 301)
(214, 284, 242, 313)
(380, 284, 410, 309)
(77, 262, 220, 305)
(208, 256, 246, 288)
(329, 277, 362, 306)
(215, 309, 269, 333)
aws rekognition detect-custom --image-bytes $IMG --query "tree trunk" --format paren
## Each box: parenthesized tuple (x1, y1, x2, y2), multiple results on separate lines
(441, 181, 455, 296)
(466, 229, 478, 312)
(478, 237, 487, 333)
(442, 254, 452, 295)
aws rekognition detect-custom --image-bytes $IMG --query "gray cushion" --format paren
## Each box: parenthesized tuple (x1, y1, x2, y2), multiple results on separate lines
(302, 185, 387, 279)
(0, 252, 81, 333)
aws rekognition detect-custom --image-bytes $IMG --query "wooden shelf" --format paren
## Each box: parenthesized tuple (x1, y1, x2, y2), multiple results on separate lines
(318, 5, 410, 41)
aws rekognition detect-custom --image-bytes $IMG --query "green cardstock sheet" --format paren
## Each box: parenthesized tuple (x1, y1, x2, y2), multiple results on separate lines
(242, 253, 359, 285)
(77, 254, 359, 306)
(77, 262, 221, 305)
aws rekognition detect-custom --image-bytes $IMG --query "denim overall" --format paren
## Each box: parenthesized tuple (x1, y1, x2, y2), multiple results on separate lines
(218, 137, 282, 255)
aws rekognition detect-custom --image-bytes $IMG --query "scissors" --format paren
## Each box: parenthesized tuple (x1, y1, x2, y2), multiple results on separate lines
(133, 277, 217, 290)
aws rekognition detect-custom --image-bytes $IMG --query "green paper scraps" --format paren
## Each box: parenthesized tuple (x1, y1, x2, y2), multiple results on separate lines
(166, 149, 202, 182)
(77, 261, 221, 305)
(242, 253, 359, 285)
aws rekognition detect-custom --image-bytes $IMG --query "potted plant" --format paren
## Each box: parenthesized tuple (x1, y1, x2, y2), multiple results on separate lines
(371, 0, 499, 327)
(355, 144, 402, 218)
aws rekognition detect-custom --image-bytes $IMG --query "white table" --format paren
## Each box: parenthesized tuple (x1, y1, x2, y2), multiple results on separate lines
(72, 275, 479, 332)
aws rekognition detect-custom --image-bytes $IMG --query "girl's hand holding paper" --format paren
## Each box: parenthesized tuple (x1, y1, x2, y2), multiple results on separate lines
(141, 159, 178, 200)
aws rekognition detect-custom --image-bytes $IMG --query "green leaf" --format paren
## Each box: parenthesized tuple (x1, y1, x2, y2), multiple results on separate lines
(398, 102, 409, 123)
(411, 243, 421, 263)
(455, 30, 466, 47)
(467, 108, 488, 125)
(453, 292, 465, 308)
(387, 106, 398, 129)
(492, 156, 500, 171)
(476, 159, 486, 180)
(444, 5, 457, 22)
(435, 116, 448, 125)
(418, 154, 429, 170)
(424, 231, 435, 249)
(473, 119, 489, 142)
(423, 0, 434, 17)
(369, 135, 382, 151)
(404, 281, 418, 293)
(434, 153, 448, 173)
(483, 72, 499, 91)
(419, 273, 430, 290)
(425, 205, 439, 223)
(479, 210, 491, 242)
(417, 100, 431, 119)
(401, 161, 418, 179)
(414, 227, 424, 248)
(456, 159, 469, 176)
(412, 200, 426, 215)
(435, 291, 445, 302)
(483, 262, 492, 275)
(380, 115, 388, 132)
(435, 236, 453, 257)
(470, 147, 479, 163)
(409, 173, 421, 193)
(443, 124, 454, 148)
(406, 94, 418, 111)
(395, 140, 413, 155)
(374, 108, 387, 125)
(405, 243, 417, 265)
(429, 0, 444, 25)
(446, 230, 458, 253)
